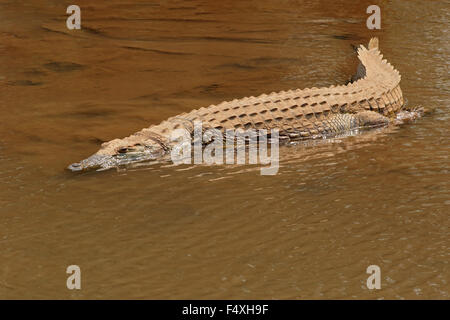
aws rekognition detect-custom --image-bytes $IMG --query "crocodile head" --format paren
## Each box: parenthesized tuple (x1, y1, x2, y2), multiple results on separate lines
(68, 139, 168, 172)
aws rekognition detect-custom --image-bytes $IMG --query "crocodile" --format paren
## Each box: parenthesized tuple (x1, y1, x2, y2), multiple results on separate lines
(68, 37, 416, 172)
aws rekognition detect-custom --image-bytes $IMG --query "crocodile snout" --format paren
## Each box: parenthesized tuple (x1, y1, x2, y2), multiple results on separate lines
(68, 143, 167, 172)
(67, 154, 113, 172)
(68, 162, 82, 171)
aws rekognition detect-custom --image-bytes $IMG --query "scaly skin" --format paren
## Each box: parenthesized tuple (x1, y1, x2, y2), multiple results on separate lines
(69, 38, 405, 172)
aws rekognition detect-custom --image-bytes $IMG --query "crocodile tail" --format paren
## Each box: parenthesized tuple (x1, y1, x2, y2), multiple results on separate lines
(357, 38, 401, 85)
(368, 37, 379, 50)
(350, 37, 379, 82)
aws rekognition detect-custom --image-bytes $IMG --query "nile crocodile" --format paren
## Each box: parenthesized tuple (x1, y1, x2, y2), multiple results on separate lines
(68, 38, 416, 172)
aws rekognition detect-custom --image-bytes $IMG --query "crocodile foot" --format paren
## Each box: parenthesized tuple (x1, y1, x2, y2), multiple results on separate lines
(395, 107, 425, 124)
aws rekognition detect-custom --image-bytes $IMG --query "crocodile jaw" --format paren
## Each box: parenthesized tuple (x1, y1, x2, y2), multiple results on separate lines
(68, 145, 167, 172)
(68, 154, 118, 172)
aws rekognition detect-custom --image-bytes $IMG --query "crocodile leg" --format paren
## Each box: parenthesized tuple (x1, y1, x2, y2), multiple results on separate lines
(395, 107, 425, 124)
(302, 110, 389, 139)
(354, 110, 390, 128)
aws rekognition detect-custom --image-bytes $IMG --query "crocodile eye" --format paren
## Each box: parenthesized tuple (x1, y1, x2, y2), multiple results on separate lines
(118, 147, 128, 153)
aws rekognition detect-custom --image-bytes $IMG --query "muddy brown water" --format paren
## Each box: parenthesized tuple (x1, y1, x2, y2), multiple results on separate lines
(0, 0, 448, 299)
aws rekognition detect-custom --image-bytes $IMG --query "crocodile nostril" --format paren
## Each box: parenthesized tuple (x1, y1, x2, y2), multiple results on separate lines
(67, 162, 82, 172)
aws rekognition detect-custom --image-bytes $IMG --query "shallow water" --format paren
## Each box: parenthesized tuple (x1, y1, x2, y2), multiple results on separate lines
(0, 0, 448, 299)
